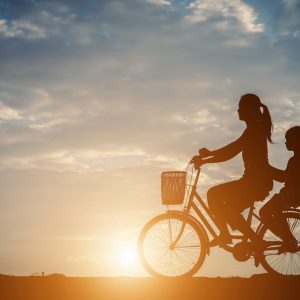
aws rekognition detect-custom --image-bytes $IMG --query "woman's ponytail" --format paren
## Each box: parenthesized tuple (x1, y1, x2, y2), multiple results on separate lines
(260, 103, 273, 143)
(239, 94, 273, 143)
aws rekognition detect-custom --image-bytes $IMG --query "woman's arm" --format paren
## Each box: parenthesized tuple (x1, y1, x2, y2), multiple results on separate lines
(269, 166, 285, 182)
(201, 135, 243, 164)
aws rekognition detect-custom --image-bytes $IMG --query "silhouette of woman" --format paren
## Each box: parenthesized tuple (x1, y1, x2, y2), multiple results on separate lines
(200, 94, 273, 245)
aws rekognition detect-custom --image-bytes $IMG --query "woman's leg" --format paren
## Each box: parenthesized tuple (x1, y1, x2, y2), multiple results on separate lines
(227, 212, 259, 242)
(208, 179, 260, 243)
(207, 182, 237, 242)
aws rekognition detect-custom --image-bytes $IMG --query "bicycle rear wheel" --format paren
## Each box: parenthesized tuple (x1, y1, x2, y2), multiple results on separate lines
(259, 211, 300, 275)
(138, 212, 207, 278)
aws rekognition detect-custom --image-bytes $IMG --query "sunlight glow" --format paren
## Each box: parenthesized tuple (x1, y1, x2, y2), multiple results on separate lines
(118, 248, 136, 265)
(112, 243, 143, 276)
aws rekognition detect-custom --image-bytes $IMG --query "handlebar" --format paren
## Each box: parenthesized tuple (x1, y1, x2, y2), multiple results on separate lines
(190, 147, 212, 170)
(190, 148, 211, 170)
(190, 155, 204, 170)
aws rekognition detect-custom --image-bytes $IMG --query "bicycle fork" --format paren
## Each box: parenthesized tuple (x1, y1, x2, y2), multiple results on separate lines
(169, 223, 187, 250)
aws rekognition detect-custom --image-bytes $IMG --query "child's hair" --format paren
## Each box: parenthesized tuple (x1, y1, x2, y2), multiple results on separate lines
(286, 126, 300, 146)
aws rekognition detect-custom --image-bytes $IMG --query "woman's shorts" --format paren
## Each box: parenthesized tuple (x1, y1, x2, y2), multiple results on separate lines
(209, 176, 273, 214)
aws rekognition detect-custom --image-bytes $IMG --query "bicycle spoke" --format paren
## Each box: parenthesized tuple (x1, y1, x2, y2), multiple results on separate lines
(140, 214, 206, 277)
(290, 218, 299, 234)
(168, 219, 173, 244)
(175, 245, 201, 249)
(260, 212, 300, 276)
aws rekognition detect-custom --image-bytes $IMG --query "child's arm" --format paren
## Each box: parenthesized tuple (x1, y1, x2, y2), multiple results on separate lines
(270, 166, 285, 182)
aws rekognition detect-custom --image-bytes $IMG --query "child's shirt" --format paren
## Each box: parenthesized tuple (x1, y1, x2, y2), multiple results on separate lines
(284, 154, 300, 206)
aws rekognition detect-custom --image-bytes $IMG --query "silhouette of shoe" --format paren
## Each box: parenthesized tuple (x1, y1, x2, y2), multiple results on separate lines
(253, 240, 269, 267)
(209, 234, 233, 247)
(254, 253, 262, 267)
(280, 239, 299, 253)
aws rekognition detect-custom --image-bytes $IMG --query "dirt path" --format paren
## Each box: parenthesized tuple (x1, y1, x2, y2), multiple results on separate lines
(0, 274, 298, 300)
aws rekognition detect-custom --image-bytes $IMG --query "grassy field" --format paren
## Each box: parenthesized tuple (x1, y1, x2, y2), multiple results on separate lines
(0, 274, 299, 300)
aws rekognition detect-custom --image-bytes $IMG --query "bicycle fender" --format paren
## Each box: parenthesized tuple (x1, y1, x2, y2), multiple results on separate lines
(165, 210, 210, 255)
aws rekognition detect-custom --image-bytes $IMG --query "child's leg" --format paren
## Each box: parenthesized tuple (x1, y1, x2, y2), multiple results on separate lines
(260, 193, 296, 243)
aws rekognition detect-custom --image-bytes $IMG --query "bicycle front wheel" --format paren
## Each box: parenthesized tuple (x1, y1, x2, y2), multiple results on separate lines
(138, 212, 207, 278)
(259, 211, 300, 276)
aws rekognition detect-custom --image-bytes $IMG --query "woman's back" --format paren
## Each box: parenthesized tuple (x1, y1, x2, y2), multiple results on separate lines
(242, 123, 269, 176)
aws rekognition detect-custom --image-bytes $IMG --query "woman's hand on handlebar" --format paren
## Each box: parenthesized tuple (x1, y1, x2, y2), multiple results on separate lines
(198, 147, 211, 158)
(190, 155, 204, 169)
(190, 147, 213, 169)
(191, 147, 213, 169)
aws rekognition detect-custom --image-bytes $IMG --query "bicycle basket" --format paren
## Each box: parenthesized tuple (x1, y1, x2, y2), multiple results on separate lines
(161, 171, 186, 205)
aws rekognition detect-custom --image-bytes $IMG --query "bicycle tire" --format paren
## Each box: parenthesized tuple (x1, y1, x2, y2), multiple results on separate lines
(258, 210, 300, 276)
(138, 211, 208, 278)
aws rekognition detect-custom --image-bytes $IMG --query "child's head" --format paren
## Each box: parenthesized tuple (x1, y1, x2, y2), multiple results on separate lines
(285, 126, 300, 152)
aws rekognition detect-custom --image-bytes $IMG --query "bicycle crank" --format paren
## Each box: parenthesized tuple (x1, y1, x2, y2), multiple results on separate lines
(232, 242, 253, 262)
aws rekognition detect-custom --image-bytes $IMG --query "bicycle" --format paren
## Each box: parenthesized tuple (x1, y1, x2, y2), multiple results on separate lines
(138, 153, 300, 277)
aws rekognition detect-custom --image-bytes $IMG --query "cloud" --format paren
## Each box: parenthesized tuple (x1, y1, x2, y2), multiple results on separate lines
(0, 102, 22, 120)
(0, 149, 148, 172)
(252, 0, 300, 40)
(146, 0, 171, 5)
(0, 84, 52, 111)
(0, 18, 46, 39)
(29, 119, 69, 131)
(186, 0, 264, 33)
(0, 0, 298, 170)
(279, 0, 300, 36)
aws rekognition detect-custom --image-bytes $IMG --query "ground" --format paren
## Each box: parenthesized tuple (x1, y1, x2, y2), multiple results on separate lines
(0, 274, 298, 300)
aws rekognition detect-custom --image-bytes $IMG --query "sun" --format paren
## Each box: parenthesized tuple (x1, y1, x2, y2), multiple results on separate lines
(112, 243, 143, 276)
(118, 247, 137, 266)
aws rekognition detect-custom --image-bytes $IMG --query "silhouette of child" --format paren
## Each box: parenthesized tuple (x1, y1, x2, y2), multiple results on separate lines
(260, 126, 300, 250)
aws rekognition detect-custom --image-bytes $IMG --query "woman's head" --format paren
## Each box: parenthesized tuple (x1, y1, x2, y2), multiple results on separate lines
(238, 93, 273, 143)
(285, 126, 300, 151)
(238, 94, 261, 121)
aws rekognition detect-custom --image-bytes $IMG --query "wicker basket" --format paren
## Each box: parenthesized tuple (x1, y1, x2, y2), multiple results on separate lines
(161, 171, 186, 205)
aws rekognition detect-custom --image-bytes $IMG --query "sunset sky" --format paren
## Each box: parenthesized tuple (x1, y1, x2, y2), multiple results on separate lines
(0, 0, 300, 277)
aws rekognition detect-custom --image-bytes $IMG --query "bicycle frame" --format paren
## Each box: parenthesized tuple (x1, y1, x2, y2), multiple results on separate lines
(179, 166, 262, 248)
(139, 163, 300, 277)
